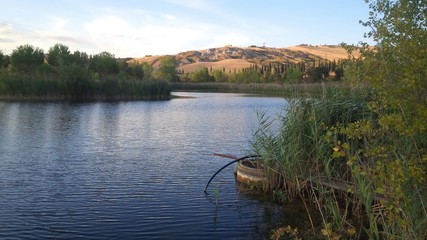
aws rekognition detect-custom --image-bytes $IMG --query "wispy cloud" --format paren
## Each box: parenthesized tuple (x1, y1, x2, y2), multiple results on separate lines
(0, 3, 252, 57)
(81, 11, 251, 57)
(0, 21, 13, 34)
(0, 21, 18, 52)
(51, 17, 69, 31)
(161, 0, 219, 13)
(83, 14, 195, 56)
(0, 0, 373, 56)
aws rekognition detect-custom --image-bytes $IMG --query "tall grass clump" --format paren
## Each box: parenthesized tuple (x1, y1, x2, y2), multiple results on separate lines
(252, 87, 370, 190)
(253, 86, 426, 239)
(255, 1, 427, 238)
(0, 70, 171, 100)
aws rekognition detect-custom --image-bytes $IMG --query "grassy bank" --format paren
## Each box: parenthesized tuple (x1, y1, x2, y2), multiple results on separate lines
(252, 87, 427, 239)
(170, 81, 348, 97)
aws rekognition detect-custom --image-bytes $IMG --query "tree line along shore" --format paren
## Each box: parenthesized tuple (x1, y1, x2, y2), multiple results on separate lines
(0, 44, 171, 100)
(0, 41, 355, 101)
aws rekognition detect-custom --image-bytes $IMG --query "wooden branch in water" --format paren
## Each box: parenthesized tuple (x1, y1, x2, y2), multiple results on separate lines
(213, 153, 239, 160)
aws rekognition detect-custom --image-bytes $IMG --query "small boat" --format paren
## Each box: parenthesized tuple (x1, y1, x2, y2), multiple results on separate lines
(235, 158, 266, 185)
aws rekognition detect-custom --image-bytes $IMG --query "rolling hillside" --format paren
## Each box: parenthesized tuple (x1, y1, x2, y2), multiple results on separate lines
(130, 45, 358, 73)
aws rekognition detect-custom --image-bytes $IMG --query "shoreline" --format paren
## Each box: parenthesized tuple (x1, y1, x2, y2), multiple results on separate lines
(0, 95, 172, 102)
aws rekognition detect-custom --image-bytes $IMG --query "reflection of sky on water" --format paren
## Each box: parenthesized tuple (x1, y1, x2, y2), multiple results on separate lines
(0, 93, 289, 239)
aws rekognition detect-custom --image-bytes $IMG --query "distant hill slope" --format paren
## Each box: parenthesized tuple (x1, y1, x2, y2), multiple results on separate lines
(130, 45, 357, 73)
(286, 45, 355, 61)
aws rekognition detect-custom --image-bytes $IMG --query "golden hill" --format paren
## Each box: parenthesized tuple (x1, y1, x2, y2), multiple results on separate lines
(130, 45, 357, 73)
(286, 45, 359, 61)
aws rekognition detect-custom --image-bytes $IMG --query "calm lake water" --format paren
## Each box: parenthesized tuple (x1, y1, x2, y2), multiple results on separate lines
(0, 92, 311, 239)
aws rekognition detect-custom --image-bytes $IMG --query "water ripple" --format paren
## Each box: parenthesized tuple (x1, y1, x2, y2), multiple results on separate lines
(0, 93, 289, 239)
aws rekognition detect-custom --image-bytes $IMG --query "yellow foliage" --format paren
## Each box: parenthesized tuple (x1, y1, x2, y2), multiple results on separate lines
(270, 225, 300, 240)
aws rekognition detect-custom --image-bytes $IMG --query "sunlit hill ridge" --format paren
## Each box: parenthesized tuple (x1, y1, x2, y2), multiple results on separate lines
(130, 44, 359, 73)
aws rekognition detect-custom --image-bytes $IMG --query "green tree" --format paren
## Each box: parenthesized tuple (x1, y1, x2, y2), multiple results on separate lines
(156, 56, 178, 82)
(211, 69, 228, 82)
(59, 64, 94, 99)
(89, 51, 119, 77)
(70, 51, 89, 67)
(284, 67, 303, 83)
(47, 43, 71, 67)
(333, 67, 344, 81)
(190, 67, 213, 82)
(229, 68, 261, 83)
(2, 55, 10, 68)
(306, 66, 329, 81)
(141, 62, 153, 80)
(341, 0, 427, 238)
(0, 50, 4, 68)
(10, 44, 45, 73)
(128, 63, 144, 80)
(355, 0, 427, 134)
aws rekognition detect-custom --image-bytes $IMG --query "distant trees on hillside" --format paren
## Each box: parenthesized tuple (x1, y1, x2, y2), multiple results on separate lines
(188, 67, 214, 82)
(178, 58, 348, 83)
(156, 56, 179, 82)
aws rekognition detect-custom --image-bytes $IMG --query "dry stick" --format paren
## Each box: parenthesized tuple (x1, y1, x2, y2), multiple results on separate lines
(299, 193, 316, 235)
(311, 181, 327, 230)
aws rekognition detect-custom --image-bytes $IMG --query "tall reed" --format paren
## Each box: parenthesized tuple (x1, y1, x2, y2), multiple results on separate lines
(0, 71, 171, 100)
(252, 85, 427, 239)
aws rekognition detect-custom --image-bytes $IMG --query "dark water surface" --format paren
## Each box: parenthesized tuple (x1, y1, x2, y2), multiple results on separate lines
(0, 92, 306, 239)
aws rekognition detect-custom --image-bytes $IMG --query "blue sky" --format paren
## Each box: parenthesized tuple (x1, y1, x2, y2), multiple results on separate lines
(0, 0, 373, 57)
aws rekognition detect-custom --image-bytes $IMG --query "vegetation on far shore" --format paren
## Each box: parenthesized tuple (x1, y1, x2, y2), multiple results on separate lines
(251, 0, 426, 239)
(177, 56, 345, 84)
(0, 31, 352, 101)
(0, 44, 171, 100)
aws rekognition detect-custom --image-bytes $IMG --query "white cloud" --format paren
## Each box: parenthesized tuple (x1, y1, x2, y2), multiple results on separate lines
(210, 33, 250, 48)
(164, 14, 176, 21)
(0, 21, 13, 34)
(0, 18, 91, 55)
(0, 21, 19, 53)
(82, 13, 251, 57)
(84, 16, 132, 38)
(0, 4, 253, 57)
(28, 17, 87, 50)
(51, 17, 69, 31)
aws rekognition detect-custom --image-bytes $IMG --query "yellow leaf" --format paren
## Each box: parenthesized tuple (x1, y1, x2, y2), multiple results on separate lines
(321, 228, 332, 236)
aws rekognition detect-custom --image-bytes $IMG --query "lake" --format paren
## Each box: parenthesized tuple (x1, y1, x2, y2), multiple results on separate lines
(0, 92, 311, 239)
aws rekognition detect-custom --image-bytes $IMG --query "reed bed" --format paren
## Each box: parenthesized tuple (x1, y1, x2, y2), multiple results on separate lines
(0, 72, 171, 100)
(252, 86, 427, 239)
